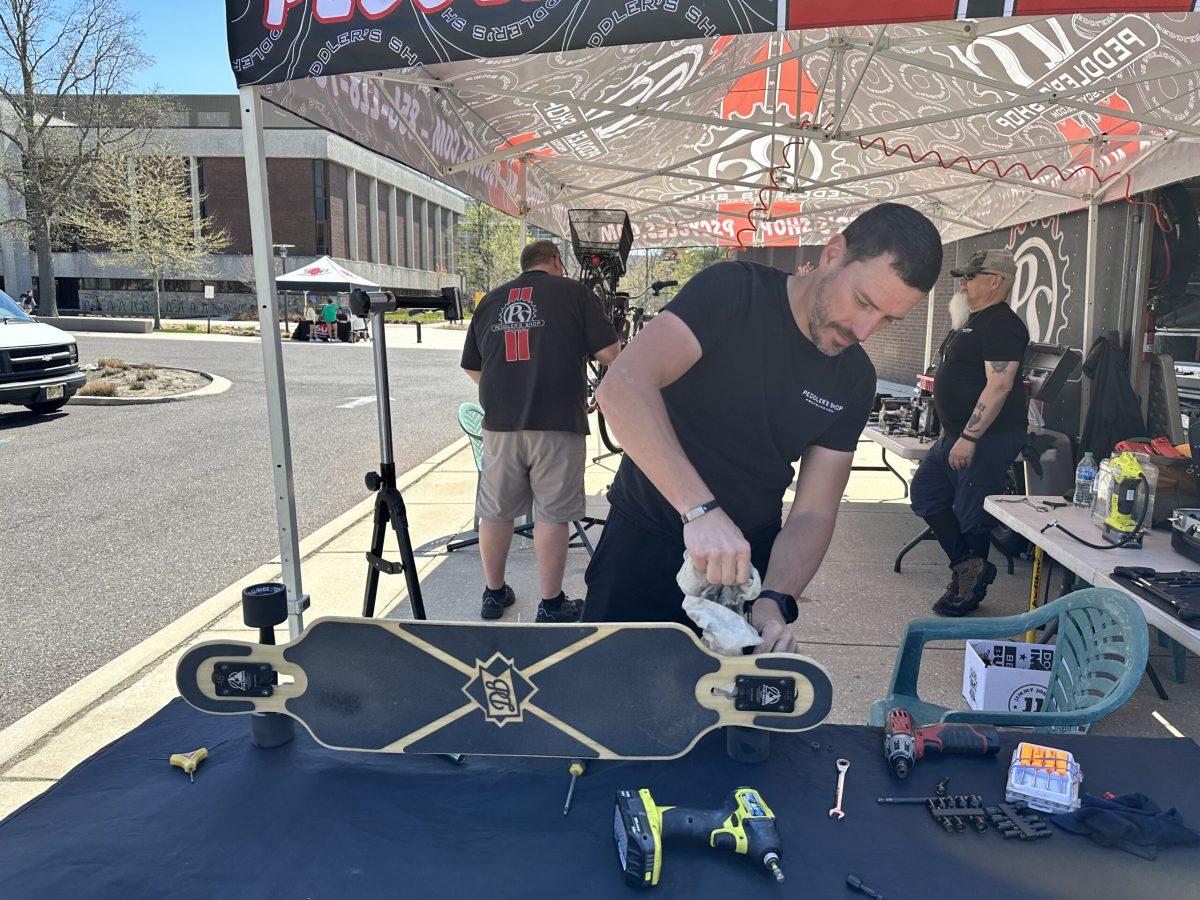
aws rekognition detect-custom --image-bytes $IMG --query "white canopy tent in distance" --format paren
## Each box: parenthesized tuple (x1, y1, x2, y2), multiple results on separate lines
(226, 1, 1200, 635)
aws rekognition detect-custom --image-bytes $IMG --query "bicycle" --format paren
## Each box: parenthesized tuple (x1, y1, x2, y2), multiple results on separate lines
(584, 278, 677, 455)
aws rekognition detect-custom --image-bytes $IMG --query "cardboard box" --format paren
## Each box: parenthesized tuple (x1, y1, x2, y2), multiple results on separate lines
(963, 640, 1056, 712)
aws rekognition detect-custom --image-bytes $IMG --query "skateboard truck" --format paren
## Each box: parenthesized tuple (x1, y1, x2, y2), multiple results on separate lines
(242, 584, 295, 749)
(213, 662, 277, 698)
(714, 676, 797, 713)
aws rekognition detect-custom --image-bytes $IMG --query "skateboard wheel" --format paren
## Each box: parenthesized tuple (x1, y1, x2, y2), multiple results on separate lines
(242, 583, 288, 630)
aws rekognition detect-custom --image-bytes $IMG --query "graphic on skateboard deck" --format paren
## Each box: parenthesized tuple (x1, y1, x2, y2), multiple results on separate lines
(176, 617, 833, 760)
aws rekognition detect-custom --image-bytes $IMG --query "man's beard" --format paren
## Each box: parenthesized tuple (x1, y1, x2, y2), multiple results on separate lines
(807, 274, 857, 357)
(949, 291, 971, 331)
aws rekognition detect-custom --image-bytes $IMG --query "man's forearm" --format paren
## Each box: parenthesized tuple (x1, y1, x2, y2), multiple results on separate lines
(597, 377, 712, 513)
(761, 508, 838, 599)
(961, 384, 1009, 438)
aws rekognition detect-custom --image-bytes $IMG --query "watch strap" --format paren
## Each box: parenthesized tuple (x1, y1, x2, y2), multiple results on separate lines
(680, 500, 720, 525)
(744, 589, 799, 625)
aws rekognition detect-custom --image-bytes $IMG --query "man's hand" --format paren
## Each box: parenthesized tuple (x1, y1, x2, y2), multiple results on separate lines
(684, 508, 750, 586)
(749, 599, 798, 654)
(948, 437, 976, 471)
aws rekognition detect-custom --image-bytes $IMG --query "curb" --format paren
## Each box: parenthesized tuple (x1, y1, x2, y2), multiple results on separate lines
(0, 434, 470, 772)
(71, 371, 232, 406)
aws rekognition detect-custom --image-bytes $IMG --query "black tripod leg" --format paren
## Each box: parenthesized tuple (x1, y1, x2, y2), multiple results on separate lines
(387, 489, 427, 620)
(362, 493, 389, 618)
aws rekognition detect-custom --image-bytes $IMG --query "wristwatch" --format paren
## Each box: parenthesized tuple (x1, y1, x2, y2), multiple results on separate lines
(743, 589, 799, 625)
(680, 500, 720, 525)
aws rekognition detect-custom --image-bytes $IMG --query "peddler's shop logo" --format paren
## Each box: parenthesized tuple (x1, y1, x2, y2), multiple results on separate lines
(264, 0, 555, 29)
(801, 390, 843, 415)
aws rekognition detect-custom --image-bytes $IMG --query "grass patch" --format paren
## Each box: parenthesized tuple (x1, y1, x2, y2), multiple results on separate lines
(95, 357, 130, 370)
(79, 380, 119, 397)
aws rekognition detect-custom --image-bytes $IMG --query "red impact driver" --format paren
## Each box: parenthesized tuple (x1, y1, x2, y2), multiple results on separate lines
(883, 708, 1000, 778)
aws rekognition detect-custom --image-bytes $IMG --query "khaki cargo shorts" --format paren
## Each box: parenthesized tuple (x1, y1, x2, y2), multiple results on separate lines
(478, 429, 586, 524)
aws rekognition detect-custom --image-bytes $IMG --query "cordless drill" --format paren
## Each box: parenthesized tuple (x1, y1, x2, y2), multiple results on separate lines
(614, 787, 784, 888)
(883, 708, 1000, 778)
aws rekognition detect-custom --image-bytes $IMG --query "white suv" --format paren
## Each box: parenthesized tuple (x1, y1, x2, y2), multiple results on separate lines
(0, 291, 86, 414)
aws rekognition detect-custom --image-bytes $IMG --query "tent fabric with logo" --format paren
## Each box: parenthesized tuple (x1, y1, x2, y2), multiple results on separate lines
(229, 2, 1200, 246)
(275, 255, 381, 292)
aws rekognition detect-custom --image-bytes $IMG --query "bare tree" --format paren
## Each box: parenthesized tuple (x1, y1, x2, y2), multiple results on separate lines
(68, 152, 229, 329)
(0, 0, 156, 316)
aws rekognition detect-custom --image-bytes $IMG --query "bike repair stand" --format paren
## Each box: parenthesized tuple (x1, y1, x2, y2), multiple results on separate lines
(358, 294, 427, 622)
(242, 583, 294, 749)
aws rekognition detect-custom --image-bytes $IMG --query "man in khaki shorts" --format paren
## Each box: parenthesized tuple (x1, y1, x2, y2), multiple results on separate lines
(462, 240, 620, 621)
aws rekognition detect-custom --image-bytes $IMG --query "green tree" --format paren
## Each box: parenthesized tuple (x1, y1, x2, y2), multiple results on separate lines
(68, 152, 229, 330)
(456, 201, 521, 306)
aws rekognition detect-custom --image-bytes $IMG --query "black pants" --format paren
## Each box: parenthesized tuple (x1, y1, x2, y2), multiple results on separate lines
(910, 430, 1025, 567)
(582, 506, 779, 626)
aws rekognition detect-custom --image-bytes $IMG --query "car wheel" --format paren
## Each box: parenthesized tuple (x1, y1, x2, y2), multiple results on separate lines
(25, 398, 69, 414)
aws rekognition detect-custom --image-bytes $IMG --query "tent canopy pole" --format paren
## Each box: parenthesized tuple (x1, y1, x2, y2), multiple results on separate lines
(239, 85, 308, 638)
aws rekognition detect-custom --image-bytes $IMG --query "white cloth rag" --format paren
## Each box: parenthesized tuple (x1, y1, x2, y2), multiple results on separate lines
(676, 552, 763, 655)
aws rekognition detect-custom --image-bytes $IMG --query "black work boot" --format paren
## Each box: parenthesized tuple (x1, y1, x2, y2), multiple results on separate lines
(536, 592, 584, 623)
(480, 584, 516, 620)
(934, 570, 960, 608)
(933, 557, 996, 617)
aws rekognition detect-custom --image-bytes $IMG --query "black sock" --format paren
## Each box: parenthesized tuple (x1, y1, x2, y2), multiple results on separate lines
(964, 529, 991, 563)
(541, 592, 565, 609)
(485, 584, 509, 597)
(924, 509, 970, 567)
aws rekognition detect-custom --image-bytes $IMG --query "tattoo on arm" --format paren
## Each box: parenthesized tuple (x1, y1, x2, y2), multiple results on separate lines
(964, 402, 986, 434)
(988, 360, 1015, 374)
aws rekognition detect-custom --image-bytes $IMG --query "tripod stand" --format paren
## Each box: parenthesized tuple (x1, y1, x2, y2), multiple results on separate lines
(360, 300, 427, 620)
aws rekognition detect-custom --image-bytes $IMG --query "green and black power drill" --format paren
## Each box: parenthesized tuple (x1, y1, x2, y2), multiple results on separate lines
(614, 787, 784, 888)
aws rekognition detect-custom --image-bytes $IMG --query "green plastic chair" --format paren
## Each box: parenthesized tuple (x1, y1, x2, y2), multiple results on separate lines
(868, 588, 1148, 734)
(449, 401, 533, 550)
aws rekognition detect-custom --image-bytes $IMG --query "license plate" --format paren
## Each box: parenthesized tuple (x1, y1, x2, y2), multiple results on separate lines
(44, 385, 64, 400)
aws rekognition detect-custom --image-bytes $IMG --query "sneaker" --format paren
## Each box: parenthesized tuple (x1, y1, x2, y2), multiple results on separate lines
(480, 584, 515, 620)
(536, 593, 584, 623)
(932, 558, 996, 617)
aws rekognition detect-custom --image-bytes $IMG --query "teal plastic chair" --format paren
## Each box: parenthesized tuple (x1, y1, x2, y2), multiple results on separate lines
(449, 400, 599, 555)
(868, 588, 1148, 734)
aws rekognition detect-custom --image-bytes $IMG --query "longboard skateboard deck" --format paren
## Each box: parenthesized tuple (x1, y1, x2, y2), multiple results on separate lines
(176, 617, 833, 760)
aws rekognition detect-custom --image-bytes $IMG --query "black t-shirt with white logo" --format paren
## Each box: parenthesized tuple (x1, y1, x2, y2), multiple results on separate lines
(608, 261, 876, 536)
(461, 270, 618, 434)
(933, 303, 1030, 437)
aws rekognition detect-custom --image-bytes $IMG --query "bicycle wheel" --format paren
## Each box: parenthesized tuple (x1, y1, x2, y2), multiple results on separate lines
(586, 360, 622, 454)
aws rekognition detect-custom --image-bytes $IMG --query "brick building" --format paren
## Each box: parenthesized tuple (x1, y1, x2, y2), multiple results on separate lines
(0, 95, 465, 317)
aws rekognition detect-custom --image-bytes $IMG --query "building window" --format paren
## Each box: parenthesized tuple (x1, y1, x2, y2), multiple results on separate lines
(197, 159, 208, 221)
(313, 160, 329, 255)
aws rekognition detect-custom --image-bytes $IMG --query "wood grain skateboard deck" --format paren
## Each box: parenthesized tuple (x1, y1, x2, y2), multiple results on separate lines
(176, 617, 833, 760)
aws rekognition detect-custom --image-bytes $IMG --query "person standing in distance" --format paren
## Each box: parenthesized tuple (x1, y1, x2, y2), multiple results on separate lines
(462, 240, 621, 622)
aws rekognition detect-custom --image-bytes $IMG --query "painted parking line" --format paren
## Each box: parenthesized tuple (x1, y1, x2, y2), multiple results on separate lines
(337, 396, 376, 409)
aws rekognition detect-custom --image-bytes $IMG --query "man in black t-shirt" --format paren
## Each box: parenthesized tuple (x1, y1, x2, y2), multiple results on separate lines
(586, 204, 943, 653)
(911, 248, 1030, 616)
(462, 240, 620, 623)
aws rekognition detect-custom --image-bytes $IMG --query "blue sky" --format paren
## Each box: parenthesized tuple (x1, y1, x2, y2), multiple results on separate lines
(124, 0, 236, 94)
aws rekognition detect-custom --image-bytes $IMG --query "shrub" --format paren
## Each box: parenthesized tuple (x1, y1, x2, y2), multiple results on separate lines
(79, 380, 119, 397)
(95, 357, 130, 370)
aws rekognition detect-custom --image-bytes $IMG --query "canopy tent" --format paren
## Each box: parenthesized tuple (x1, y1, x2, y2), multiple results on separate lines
(275, 255, 380, 293)
(225, 1, 1200, 631)
(230, 3, 1200, 247)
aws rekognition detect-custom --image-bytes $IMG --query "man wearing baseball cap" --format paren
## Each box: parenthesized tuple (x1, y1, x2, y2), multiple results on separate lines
(910, 248, 1029, 616)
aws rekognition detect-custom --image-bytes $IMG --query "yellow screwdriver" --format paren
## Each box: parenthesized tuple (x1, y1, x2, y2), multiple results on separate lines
(151, 739, 227, 783)
(562, 759, 586, 815)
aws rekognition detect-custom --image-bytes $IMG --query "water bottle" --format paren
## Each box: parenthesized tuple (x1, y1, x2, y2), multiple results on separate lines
(1072, 452, 1097, 508)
